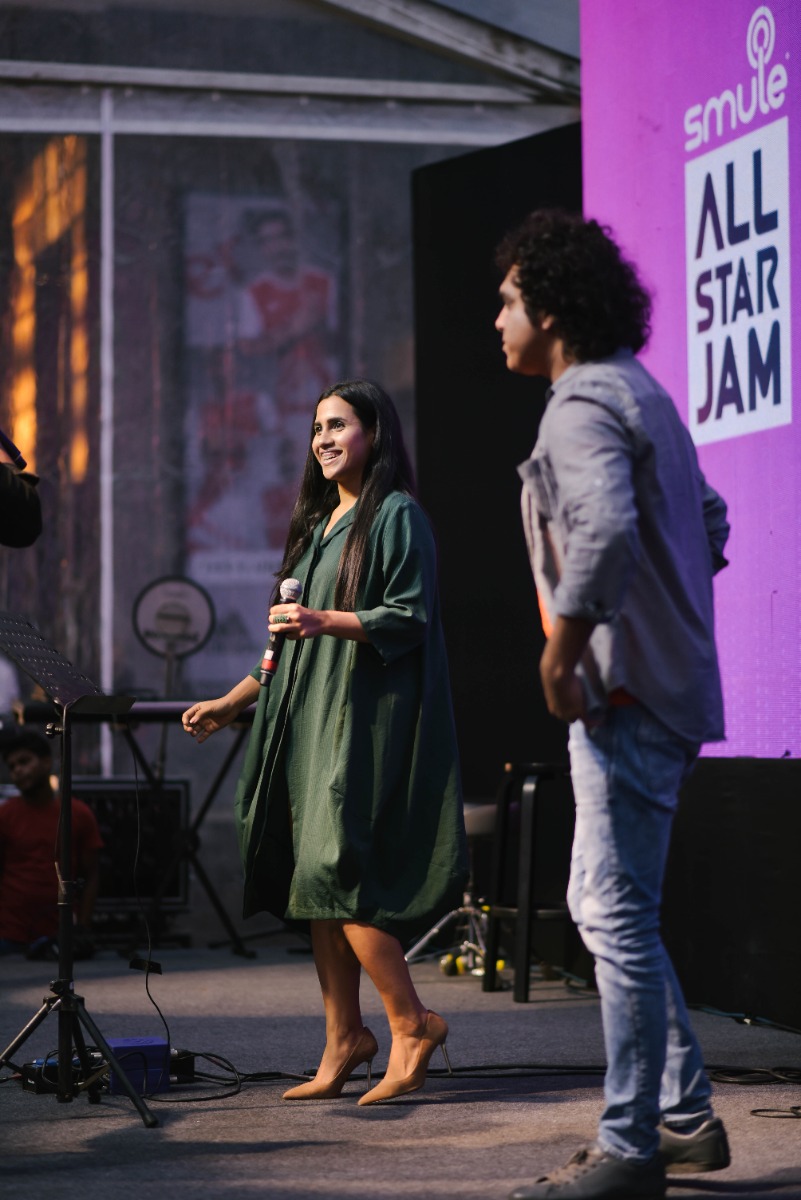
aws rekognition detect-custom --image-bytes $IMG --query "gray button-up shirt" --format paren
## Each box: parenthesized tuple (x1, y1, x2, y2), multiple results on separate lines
(519, 350, 729, 744)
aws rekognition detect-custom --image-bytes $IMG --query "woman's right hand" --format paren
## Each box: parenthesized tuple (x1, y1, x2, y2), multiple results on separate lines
(181, 697, 238, 744)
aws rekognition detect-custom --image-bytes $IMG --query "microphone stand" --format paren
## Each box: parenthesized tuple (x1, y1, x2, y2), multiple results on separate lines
(0, 613, 157, 1128)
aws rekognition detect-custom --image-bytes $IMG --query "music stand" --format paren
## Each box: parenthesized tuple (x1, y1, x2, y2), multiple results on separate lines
(0, 612, 158, 1128)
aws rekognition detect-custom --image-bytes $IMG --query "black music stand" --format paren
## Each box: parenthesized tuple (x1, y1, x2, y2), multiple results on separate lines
(0, 613, 157, 1128)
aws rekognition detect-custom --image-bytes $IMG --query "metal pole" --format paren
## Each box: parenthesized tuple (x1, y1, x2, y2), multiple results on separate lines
(99, 88, 114, 775)
(55, 707, 75, 1100)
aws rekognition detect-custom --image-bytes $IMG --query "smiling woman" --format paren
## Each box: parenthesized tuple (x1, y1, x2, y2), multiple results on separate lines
(312, 393, 375, 519)
(182, 377, 468, 1107)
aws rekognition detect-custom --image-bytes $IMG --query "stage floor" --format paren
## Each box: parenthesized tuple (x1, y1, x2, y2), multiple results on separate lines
(2, 939, 800, 1198)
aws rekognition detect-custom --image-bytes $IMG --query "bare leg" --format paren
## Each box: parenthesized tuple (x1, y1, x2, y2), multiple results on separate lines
(306, 919, 366, 1084)
(283, 919, 378, 1098)
(342, 921, 431, 1082)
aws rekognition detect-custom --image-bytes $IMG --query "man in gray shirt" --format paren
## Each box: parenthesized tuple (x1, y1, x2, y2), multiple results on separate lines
(495, 211, 730, 1200)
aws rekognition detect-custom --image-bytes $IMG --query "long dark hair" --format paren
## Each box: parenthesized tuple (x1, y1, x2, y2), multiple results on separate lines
(275, 379, 416, 610)
(496, 209, 652, 360)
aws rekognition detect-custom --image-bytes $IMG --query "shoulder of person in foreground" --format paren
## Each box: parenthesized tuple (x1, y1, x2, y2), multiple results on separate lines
(0, 465, 42, 548)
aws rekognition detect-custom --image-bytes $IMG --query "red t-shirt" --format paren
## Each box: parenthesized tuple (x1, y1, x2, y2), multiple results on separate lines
(0, 795, 103, 942)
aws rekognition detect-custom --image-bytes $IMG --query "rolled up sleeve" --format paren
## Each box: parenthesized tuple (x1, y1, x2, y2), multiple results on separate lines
(355, 500, 435, 664)
(700, 476, 730, 574)
(546, 399, 640, 624)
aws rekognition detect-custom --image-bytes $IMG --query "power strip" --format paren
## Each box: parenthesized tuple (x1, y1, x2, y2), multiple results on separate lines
(22, 1050, 105, 1093)
(21, 1046, 195, 1094)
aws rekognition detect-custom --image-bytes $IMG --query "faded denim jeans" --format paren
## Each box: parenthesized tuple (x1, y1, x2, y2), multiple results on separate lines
(567, 705, 713, 1163)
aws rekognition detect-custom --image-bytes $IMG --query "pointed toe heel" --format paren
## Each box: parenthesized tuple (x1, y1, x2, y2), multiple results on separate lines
(357, 1010, 450, 1106)
(282, 1027, 378, 1100)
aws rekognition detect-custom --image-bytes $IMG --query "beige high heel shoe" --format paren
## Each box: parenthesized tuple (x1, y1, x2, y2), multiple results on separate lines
(282, 1027, 379, 1100)
(357, 1010, 451, 1106)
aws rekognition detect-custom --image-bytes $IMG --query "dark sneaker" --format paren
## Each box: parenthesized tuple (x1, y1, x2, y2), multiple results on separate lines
(508, 1145, 666, 1199)
(658, 1116, 731, 1174)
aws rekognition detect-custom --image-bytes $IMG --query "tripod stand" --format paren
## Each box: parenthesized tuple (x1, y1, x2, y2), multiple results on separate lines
(404, 801, 497, 973)
(404, 891, 489, 973)
(0, 613, 158, 1128)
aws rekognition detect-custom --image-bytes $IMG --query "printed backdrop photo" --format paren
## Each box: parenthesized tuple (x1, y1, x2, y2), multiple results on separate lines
(182, 181, 344, 689)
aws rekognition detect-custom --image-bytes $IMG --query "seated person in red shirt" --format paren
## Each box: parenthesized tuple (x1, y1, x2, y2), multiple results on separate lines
(0, 730, 103, 957)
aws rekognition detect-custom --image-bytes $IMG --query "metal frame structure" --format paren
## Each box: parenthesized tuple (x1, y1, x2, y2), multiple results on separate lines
(0, 3, 579, 767)
(312, 0, 580, 100)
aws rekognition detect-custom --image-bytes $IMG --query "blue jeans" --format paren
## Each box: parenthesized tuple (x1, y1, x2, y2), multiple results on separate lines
(567, 705, 713, 1163)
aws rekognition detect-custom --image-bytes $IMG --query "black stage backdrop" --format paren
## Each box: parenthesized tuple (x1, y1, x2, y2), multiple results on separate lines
(413, 126, 801, 1032)
(413, 123, 581, 800)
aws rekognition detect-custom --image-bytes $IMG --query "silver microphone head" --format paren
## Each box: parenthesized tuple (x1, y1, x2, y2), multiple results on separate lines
(279, 577, 303, 603)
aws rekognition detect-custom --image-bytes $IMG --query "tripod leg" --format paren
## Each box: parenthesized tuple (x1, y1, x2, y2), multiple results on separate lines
(483, 912, 503, 991)
(55, 1000, 101, 1106)
(467, 909, 488, 957)
(0, 995, 59, 1075)
(404, 909, 460, 963)
(457, 909, 488, 971)
(58, 991, 77, 1102)
(71, 1017, 103, 1105)
(73, 999, 159, 1128)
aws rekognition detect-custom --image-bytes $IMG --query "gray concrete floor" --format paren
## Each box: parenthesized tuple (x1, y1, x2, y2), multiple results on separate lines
(2, 939, 800, 1199)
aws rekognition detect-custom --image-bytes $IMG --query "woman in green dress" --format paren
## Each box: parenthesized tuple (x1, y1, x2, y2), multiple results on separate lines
(182, 379, 468, 1105)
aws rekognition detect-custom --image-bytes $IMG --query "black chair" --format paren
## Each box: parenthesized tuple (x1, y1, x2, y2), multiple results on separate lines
(482, 761, 588, 1000)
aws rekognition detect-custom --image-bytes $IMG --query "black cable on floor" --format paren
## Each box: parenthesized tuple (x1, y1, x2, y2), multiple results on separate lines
(146, 1051, 242, 1104)
(710, 1066, 801, 1086)
(690, 1004, 801, 1038)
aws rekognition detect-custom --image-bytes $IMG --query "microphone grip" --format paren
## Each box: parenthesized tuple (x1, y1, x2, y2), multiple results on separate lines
(259, 630, 283, 688)
(259, 577, 302, 688)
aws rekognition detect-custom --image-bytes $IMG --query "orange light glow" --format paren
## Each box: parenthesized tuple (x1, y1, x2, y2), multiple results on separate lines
(10, 136, 89, 480)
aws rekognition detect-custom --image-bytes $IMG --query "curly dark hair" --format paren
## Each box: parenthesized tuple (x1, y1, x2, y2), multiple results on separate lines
(275, 379, 416, 612)
(495, 210, 652, 360)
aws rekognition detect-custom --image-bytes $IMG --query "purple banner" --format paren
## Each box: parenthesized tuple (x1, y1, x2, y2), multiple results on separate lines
(581, 1, 800, 756)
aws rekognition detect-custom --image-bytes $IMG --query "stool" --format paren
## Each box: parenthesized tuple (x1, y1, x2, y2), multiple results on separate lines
(482, 761, 580, 1000)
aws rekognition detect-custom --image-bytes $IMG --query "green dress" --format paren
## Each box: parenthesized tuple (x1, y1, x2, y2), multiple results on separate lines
(233, 491, 468, 943)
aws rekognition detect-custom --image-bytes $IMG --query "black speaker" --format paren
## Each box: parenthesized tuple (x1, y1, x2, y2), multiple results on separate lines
(662, 757, 801, 1031)
(72, 776, 190, 913)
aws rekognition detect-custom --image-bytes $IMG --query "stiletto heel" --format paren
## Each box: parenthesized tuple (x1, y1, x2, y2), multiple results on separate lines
(282, 1027, 379, 1100)
(357, 1010, 450, 1106)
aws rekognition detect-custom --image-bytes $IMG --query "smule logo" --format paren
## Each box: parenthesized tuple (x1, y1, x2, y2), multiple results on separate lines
(747, 6, 775, 72)
(684, 6, 788, 152)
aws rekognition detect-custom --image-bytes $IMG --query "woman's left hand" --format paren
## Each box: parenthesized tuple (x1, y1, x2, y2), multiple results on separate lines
(268, 603, 326, 640)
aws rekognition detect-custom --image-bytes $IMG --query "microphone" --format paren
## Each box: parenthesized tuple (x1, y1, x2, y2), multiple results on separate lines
(259, 577, 302, 687)
(0, 426, 27, 470)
